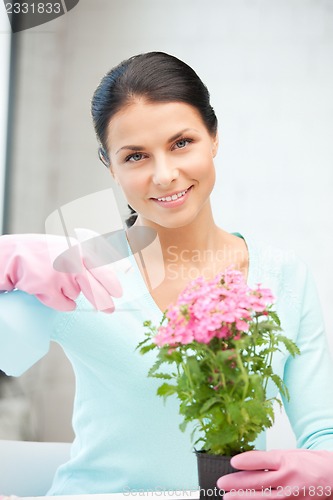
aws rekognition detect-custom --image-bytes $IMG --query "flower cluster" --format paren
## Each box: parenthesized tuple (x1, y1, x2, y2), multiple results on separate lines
(155, 269, 275, 346)
(138, 268, 300, 456)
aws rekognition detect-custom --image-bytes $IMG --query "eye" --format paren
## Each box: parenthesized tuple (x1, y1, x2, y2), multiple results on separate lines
(173, 138, 193, 150)
(125, 152, 145, 162)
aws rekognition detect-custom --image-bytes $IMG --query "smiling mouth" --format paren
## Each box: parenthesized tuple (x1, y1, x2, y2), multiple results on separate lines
(152, 186, 193, 202)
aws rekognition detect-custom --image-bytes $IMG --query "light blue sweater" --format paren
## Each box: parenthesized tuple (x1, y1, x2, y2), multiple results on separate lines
(1, 233, 333, 495)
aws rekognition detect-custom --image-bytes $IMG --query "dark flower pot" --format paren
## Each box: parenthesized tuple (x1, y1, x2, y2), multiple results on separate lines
(195, 450, 238, 500)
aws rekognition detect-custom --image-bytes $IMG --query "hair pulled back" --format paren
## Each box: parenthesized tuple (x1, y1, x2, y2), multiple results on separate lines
(91, 51, 218, 161)
(91, 51, 218, 226)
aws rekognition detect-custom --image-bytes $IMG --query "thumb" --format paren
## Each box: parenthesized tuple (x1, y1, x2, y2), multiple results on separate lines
(74, 228, 124, 304)
(231, 450, 282, 471)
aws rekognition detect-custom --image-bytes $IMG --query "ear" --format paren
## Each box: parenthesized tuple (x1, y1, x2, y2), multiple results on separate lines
(212, 132, 219, 158)
(98, 147, 110, 168)
(99, 147, 118, 183)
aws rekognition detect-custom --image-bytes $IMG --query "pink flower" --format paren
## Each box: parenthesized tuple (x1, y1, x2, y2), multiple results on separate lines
(153, 268, 275, 347)
(235, 319, 250, 332)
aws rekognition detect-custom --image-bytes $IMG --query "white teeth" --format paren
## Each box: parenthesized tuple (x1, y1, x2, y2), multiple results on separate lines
(157, 189, 187, 202)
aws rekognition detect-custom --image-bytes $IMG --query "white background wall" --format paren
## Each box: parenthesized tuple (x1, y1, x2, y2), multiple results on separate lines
(0, 0, 332, 447)
(0, 11, 10, 233)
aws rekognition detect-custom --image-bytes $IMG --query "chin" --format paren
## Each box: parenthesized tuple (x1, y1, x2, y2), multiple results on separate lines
(155, 212, 198, 230)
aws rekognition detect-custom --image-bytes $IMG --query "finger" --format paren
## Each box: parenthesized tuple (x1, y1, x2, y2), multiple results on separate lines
(35, 293, 78, 312)
(49, 234, 84, 274)
(231, 450, 282, 471)
(224, 492, 263, 500)
(75, 227, 129, 270)
(217, 470, 284, 491)
(89, 265, 123, 298)
(75, 227, 124, 297)
(76, 272, 116, 312)
(224, 489, 282, 500)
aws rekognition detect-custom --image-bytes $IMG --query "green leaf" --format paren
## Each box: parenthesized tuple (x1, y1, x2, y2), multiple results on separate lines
(156, 383, 177, 400)
(159, 348, 183, 364)
(216, 349, 236, 363)
(269, 310, 281, 327)
(151, 372, 173, 380)
(179, 420, 188, 433)
(271, 374, 290, 400)
(148, 357, 167, 377)
(277, 335, 301, 357)
(228, 403, 246, 425)
(207, 427, 239, 449)
(244, 399, 271, 424)
(139, 343, 157, 355)
(199, 397, 221, 415)
(185, 356, 204, 381)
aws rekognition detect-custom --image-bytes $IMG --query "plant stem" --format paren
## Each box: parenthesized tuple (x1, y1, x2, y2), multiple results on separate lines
(263, 332, 274, 393)
(235, 349, 249, 400)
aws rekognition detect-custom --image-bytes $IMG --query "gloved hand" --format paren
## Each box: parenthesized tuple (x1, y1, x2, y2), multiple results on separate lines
(0, 231, 124, 313)
(217, 449, 333, 499)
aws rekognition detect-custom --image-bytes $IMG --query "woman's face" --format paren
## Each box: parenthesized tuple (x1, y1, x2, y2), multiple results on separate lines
(106, 99, 218, 229)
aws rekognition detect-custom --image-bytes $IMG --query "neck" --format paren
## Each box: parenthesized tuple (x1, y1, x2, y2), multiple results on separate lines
(127, 202, 249, 289)
(131, 201, 228, 263)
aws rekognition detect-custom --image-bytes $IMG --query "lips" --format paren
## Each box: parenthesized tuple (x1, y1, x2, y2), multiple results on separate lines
(151, 186, 192, 202)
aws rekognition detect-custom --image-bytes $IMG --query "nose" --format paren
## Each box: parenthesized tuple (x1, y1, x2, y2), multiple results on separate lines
(152, 156, 179, 187)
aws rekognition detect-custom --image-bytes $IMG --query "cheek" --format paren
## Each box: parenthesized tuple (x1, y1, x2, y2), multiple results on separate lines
(187, 150, 215, 178)
(117, 171, 145, 199)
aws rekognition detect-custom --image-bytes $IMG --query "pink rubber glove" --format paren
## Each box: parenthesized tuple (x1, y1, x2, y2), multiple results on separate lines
(0, 232, 123, 312)
(217, 449, 333, 499)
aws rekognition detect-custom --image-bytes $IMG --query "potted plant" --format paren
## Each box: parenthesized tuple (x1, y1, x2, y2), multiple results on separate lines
(138, 268, 300, 499)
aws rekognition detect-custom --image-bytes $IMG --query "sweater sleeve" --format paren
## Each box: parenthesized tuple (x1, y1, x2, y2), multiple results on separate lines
(282, 265, 333, 450)
(0, 290, 70, 377)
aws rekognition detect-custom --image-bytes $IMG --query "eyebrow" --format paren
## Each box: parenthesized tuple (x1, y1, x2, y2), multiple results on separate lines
(115, 128, 198, 155)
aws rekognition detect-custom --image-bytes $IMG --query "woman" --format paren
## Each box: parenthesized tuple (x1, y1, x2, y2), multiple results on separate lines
(1, 52, 333, 497)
